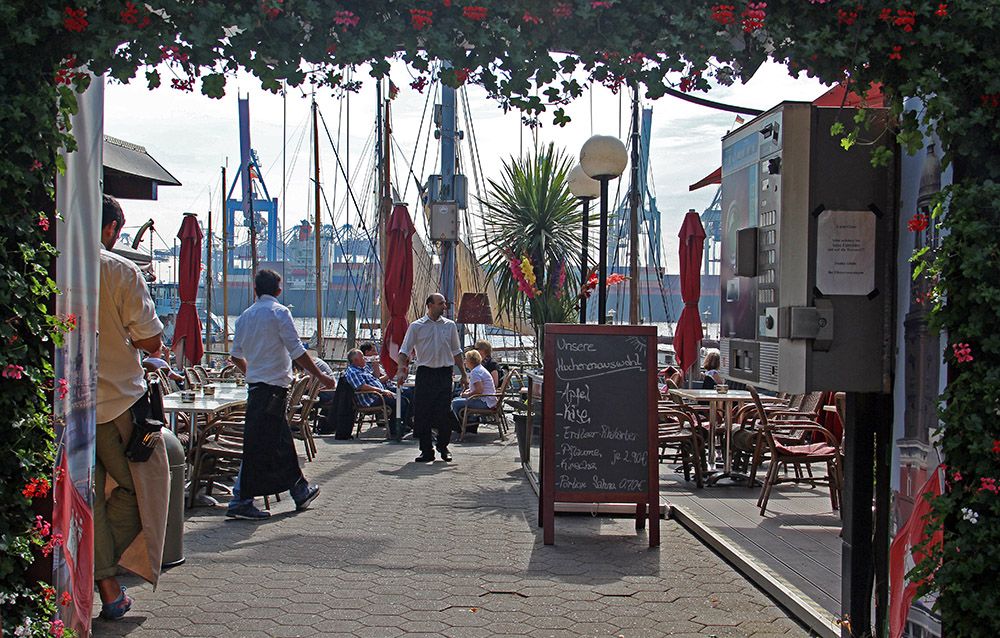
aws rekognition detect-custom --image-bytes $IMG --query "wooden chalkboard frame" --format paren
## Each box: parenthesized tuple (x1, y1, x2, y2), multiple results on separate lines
(540, 324, 660, 547)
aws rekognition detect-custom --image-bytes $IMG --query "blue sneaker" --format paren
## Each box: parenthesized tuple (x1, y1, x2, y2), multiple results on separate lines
(99, 586, 133, 620)
(294, 484, 320, 511)
(226, 504, 271, 520)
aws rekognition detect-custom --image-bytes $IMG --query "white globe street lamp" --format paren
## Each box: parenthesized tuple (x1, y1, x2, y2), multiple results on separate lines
(580, 135, 628, 325)
(567, 163, 600, 323)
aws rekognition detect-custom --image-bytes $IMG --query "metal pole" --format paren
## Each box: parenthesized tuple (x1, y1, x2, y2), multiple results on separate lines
(841, 392, 877, 638)
(597, 178, 609, 325)
(312, 98, 323, 356)
(628, 84, 641, 325)
(205, 205, 213, 364)
(380, 88, 391, 336)
(221, 166, 229, 349)
(579, 198, 590, 324)
(441, 81, 457, 320)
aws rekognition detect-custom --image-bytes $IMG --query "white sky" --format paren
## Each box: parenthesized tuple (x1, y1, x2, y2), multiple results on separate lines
(104, 60, 828, 278)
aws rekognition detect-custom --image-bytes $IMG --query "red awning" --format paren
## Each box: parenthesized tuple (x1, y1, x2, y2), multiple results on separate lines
(689, 167, 722, 191)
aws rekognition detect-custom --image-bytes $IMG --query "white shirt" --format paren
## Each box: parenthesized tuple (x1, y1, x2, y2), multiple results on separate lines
(230, 295, 306, 387)
(468, 364, 497, 407)
(399, 314, 462, 369)
(97, 249, 164, 423)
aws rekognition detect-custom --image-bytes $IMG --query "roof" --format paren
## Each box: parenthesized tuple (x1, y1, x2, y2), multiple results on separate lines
(103, 135, 181, 200)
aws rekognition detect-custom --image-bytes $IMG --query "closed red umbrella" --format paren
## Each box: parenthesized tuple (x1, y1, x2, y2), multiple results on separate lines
(674, 211, 706, 377)
(173, 213, 204, 366)
(380, 204, 415, 379)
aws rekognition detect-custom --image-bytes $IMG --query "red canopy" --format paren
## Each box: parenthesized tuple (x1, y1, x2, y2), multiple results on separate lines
(380, 204, 415, 378)
(674, 211, 706, 377)
(173, 214, 204, 365)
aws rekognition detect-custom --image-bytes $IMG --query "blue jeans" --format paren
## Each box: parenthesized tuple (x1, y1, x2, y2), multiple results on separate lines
(451, 397, 490, 421)
(228, 464, 310, 510)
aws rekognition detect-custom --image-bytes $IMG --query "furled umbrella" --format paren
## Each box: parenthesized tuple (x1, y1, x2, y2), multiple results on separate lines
(381, 204, 415, 439)
(674, 211, 707, 379)
(173, 213, 204, 367)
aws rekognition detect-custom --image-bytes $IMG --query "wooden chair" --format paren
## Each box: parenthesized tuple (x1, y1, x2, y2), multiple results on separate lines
(457, 368, 518, 441)
(289, 377, 321, 461)
(746, 385, 842, 515)
(193, 365, 210, 386)
(657, 407, 706, 488)
(184, 367, 199, 388)
(353, 390, 390, 437)
(188, 413, 245, 508)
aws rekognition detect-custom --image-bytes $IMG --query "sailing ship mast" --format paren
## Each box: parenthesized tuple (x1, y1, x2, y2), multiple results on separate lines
(221, 165, 229, 348)
(313, 97, 323, 356)
(379, 82, 391, 335)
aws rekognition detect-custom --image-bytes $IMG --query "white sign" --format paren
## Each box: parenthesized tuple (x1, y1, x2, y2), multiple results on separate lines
(815, 210, 876, 296)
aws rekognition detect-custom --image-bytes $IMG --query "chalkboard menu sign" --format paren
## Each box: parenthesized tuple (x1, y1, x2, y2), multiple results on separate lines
(541, 324, 659, 546)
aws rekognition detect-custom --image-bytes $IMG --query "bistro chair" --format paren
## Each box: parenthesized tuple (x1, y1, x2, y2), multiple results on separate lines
(657, 407, 706, 488)
(746, 385, 842, 515)
(457, 368, 518, 441)
(353, 390, 390, 437)
(289, 376, 321, 461)
(187, 413, 246, 509)
(193, 365, 211, 386)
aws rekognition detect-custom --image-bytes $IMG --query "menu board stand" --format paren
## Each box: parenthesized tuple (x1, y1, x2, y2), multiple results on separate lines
(540, 324, 659, 547)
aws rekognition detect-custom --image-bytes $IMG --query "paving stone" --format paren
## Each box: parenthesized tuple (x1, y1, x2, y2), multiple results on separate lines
(89, 435, 811, 637)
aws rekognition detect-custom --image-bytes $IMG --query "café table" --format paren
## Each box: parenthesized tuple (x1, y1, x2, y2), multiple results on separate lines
(667, 388, 753, 485)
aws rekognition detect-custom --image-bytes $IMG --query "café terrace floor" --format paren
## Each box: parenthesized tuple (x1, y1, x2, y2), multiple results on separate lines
(658, 467, 843, 638)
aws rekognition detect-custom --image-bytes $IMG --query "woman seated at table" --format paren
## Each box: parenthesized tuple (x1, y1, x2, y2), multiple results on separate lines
(701, 350, 723, 390)
(451, 350, 497, 421)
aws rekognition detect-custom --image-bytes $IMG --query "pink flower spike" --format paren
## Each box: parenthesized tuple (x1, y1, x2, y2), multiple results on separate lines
(952, 342, 974, 363)
(38, 214, 50, 231)
(3, 364, 24, 379)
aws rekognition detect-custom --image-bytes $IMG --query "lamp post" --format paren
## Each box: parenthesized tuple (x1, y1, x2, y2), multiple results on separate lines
(580, 135, 628, 325)
(567, 164, 600, 324)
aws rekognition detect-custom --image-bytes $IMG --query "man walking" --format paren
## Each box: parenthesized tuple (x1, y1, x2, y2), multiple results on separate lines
(95, 195, 169, 620)
(396, 293, 467, 462)
(227, 269, 336, 520)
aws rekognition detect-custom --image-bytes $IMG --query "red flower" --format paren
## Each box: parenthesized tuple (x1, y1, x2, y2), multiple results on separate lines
(711, 4, 736, 25)
(741, 2, 766, 33)
(57, 377, 69, 400)
(442, 0, 452, 6)
(334, 10, 360, 30)
(64, 313, 77, 330)
(907, 212, 929, 232)
(591, 0, 612, 8)
(63, 7, 88, 32)
(992, 440, 1000, 454)
(981, 93, 1000, 108)
(50, 620, 65, 638)
(953, 470, 963, 483)
(41, 533, 64, 558)
(837, 8, 858, 26)
(410, 76, 428, 93)
(935, 3, 948, 16)
(3, 364, 24, 379)
(679, 71, 701, 93)
(952, 342, 973, 363)
(894, 9, 915, 32)
(454, 68, 470, 84)
(888, 45, 903, 61)
(463, 5, 488, 20)
(42, 585, 56, 601)
(261, 0, 283, 20)
(120, 1, 139, 24)
(60, 591, 72, 606)
(980, 477, 999, 494)
(409, 9, 434, 30)
(30, 159, 43, 172)
(170, 78, 194, 92)
(879, 8, 893, 21)
(37, 214, 50, 232)
(552, 2, 573, 18)
(22, 476, 50, 499)
(522, 11, 541, 24)
(35, 515, 51, 537)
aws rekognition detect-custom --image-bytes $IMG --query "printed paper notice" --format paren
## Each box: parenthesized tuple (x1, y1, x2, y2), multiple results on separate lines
(815, 210, 876, 296)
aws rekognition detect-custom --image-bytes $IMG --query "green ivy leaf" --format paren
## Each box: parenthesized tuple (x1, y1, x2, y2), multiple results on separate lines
(200, 73, 226, 98)
(146, 70, 161, 89)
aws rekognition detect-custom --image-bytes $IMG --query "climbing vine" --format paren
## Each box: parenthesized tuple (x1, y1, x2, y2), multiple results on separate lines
(2, 0, 997, 635)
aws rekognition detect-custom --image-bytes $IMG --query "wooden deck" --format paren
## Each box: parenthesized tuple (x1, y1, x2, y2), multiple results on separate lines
(659, 465, 843, 637)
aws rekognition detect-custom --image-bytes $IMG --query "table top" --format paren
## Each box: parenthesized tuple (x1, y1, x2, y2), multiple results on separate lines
(668, 388, 753, 402)
(162, 393, 245, 413)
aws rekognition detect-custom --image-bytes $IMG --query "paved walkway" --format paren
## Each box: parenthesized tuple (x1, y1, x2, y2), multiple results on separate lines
(94, 432, 811, 637)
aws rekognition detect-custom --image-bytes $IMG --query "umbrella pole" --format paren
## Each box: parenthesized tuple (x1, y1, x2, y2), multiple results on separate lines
(597, 178, 609, 325)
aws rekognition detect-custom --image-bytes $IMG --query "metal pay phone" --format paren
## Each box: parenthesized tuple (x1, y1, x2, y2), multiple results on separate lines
(719, 102, 895, 394)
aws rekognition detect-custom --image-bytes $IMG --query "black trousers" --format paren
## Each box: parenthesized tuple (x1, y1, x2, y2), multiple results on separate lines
(412, 366, 456, 454)
(241, 383, 303, 498)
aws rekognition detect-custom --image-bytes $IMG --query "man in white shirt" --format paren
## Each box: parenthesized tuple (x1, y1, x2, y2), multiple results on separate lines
(396, 293, 468, 462)
(95, 195, 169, 620)
(227, 269, 336, 520)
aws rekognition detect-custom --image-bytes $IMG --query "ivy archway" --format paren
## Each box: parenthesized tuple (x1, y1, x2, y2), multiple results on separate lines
(2, 1, 997, 635)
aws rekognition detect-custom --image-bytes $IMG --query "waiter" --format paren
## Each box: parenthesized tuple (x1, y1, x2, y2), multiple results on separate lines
(227, 269, 336, 520)
(396, 293, 468, 463)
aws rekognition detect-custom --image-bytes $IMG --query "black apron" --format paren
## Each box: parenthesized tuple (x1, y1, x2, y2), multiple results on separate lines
(240, 383, 302, 498)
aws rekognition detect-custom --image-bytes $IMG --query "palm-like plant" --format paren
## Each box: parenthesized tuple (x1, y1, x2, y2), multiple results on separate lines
(479, 143, 583, 341)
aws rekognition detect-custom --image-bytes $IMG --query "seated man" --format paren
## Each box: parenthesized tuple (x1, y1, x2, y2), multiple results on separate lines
(359, 341, 385, 381)
(141, 346, 185, 385)
(343, 348, 410, 434)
